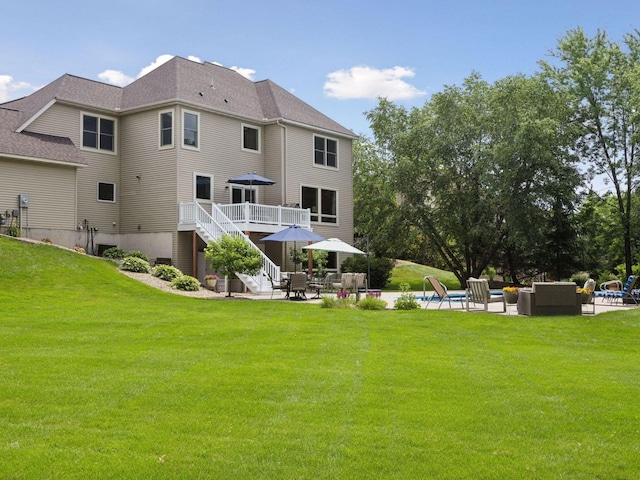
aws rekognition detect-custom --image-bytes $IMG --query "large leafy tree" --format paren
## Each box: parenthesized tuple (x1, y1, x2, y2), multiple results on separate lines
(365, 73, 580, 284)
(540, 28, 640, 277)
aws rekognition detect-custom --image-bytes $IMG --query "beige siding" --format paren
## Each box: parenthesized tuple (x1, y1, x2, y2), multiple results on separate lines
(0, 157, 77, 230)
(263, 124, 284, 205)
(119, 110, 178, 233)
(27, 103, 120, 232)
(177, 107, 271, 205)
(281, 125, 354, 243)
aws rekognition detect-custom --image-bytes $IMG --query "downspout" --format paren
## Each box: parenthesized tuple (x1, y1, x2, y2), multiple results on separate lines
(277, 119, 288, 271)
(276, 120, 287, 203)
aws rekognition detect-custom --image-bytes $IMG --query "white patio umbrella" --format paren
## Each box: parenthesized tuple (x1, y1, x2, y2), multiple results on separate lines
(302, 238, 365, 255)
(303, 238, 368, 288)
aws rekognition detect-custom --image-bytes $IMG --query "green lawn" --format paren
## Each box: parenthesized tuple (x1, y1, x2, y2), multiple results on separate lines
(389, 260, 460, 290)
(1, 237, 640, 479)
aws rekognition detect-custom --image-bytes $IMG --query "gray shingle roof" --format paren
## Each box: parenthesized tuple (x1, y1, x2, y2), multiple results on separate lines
(3, 56, 355, 137)
(0, 107, 87, 166)
(0, 56, 355, 164)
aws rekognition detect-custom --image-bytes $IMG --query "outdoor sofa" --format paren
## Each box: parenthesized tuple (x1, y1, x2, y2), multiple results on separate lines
(517, 282, 581, 316)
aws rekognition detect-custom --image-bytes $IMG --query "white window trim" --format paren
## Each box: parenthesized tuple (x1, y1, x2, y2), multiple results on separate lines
(159, 109, 174, 150)
(312, 134, 338, 170)
(302, 184, 339, 225)
(194, 172, 213, 203)
(80, 112, 117, 155)
(182, 109, 200, 151)
(97, 181, 116, 203)
(241, 123, 261, 154)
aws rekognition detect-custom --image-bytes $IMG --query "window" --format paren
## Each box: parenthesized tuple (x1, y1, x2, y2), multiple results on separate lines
(195, 174, 212, 202)
(183, 110, 199, 148)
(242, 124, 260, 152)
(159, 110, 173, 148)
(314, 135, 337, 168)
(302, 186, 337, 224)
(82, 113, 115, 152)
(97, 182, 116, 202)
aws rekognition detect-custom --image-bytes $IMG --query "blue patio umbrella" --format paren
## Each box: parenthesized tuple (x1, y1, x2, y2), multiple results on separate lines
(228, 172, 276, 203)
(227, 172, 277, 186)
(262, 225, 325, 272)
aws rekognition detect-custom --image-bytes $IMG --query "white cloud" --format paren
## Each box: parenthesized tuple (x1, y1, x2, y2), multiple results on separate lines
(98, 54, 204, 87)
(97, 69, 134, 87)
(230, 66, 256, 80)
(0, 75, 38, 102)
(323, 65, 427, 100)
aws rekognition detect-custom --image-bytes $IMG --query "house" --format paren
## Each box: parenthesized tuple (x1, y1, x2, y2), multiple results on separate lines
(0, 57, 357, 291)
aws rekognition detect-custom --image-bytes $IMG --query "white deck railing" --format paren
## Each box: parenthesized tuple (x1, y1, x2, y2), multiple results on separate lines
(217, 202, 311, 228)
(178, 202, 281, 285)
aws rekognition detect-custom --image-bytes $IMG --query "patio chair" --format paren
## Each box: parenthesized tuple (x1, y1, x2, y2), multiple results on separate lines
(332, 273, 355, 292)
(423, 275, 466, 309)
(595, 275, 639, 305)
(289, 272, 308, 299)
(466, 278, 506, 312)
(269, 275, 288, 299)
(582, 278, 596, 314)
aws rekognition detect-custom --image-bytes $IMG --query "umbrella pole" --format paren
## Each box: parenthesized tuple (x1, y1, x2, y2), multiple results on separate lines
(307, 244, 313, 277)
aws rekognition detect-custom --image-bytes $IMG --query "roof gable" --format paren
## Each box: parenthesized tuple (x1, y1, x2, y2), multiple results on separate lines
(2, 56, 355, 138)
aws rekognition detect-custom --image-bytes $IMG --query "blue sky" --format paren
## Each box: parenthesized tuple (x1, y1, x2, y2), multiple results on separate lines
(1, 0, 639, 136)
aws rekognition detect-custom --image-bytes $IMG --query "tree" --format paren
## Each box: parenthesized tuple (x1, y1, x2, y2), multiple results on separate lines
(365, 73, 581, 284)
(204, 235, 262, 296)
(540, 28, 640, 277)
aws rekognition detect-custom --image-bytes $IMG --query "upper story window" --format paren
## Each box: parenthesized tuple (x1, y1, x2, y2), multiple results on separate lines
(82, 113, 115, 152)
(302, 185, 337, 224)
(314, 135, 337, 168)
(159, 110, 173, 148)
(194, 173, 212, 202)
(97, 182, 116, 203)
(183, 110, 199, 149)
(242, 124, 260, 153)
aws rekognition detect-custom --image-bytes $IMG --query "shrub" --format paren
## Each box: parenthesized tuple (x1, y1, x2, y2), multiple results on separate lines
(319, 295, 355, 309)
(358, 296, 388, 310)
(394, 283, 420, 310)
(341, 255, 394, 289)
(6, 225, 20, 237)
(153, 264, 183, 282)
(319, 296, 337, 309)
(103, 247, 126, 259)
(570, 271, 590, 286)
(120, 256, 151, 273)
(170, 275, 201, 291)
(126, 250, 149, 262)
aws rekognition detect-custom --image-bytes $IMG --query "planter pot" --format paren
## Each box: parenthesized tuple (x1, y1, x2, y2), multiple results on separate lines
(205, 278, 217, 289)
(503, 291, 519, 304)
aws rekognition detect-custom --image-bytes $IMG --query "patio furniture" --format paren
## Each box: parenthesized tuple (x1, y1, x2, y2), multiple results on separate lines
(517, 282, 581, 316)
(581, 278, 596, 314)
(307, 280, 324, 299)
(289, 272, 308, 300)
(595, 275, 639, 305)
(269, 275, 288, 299)
(332, 273, 355, 292)
(466, 278, 506, 312)
(423, 275, 466, 309)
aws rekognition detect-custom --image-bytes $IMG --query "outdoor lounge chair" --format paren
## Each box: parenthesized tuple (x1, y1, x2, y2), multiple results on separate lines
(595, 275, 639, 305)
(466, 278, 506, 312)
(423, 275, 466, 309)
